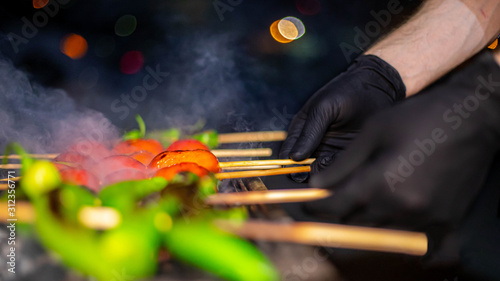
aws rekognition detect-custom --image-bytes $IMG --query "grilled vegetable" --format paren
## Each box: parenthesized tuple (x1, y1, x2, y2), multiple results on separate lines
(154, 163, 210, 181)
(167, 139, 210, 151)
(148, 149, 220, 173)
(163, 217, 278, 281)
(191, 130, 218, 149)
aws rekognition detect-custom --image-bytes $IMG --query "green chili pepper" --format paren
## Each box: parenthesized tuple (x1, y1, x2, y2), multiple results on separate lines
(99, 177, 168, 214)
(163, 217, 279, 281)
(191, 130, 219, 149)
(123, 114, 146, 141)
(32, 185, 162, 281)
(145, 128, 181, 147)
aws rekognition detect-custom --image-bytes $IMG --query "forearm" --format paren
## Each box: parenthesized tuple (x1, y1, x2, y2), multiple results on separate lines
(366, 0, 500, 96)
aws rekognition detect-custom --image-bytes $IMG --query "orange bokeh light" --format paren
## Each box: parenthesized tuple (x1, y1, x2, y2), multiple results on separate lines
(270, 20, 293, 44)
(61, 34, 88, 60)
(33, 0, 49, 9)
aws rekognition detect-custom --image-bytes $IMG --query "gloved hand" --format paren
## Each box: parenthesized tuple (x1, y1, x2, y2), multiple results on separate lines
(303, 51, 500, 250)
(279, 55, 406, 178)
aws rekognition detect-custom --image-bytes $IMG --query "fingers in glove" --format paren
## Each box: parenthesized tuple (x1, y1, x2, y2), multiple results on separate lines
(309, 123, 380, 189)
(310, 151, 338, 175)
(279, 113, 307, 160)
(303, 166, 374, 220)
(290, 106, 334, 161)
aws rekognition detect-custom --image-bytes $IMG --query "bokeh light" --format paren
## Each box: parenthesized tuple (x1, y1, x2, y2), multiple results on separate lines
(33, 0, 49, 9)
(270, 17, 305, 44)
(120, 51, 144, 74)
(270, 20, 293, 44)
(115, 15, 137, 37)
(295, 0, 321, 15)
(60, 33, 88, 59)
(279, 17, 305, 40)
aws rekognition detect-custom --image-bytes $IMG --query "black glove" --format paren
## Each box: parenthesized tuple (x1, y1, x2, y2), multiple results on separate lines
(280, 55, 406, 178)
(304, 51, 500, 252)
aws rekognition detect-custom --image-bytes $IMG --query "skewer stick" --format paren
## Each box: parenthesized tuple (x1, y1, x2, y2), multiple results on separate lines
(221, 165, 282, 171)
(0, 176, 21, 182)
(218, 131, 287, 144)
(78, 206, 121, 230)
(219, 158, 314, 168)
(0, 203, 120, 230)
(0, 164, 22, 169)
(0, 184, 8, 190)
(215, 166, 310, 180)
(212, 148, 272, 158)
(216, 220, 428, 256)
(0, 148, 272, 164)
(0, 202, 35, 223)
(205, 188, 331, 205)
(0, 154, 58, 160)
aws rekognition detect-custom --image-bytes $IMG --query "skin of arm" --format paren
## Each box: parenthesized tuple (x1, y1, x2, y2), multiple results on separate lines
(366, 0, 500, 96)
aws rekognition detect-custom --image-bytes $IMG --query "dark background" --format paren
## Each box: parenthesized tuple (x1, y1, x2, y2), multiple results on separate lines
(0, 0, 421, 136)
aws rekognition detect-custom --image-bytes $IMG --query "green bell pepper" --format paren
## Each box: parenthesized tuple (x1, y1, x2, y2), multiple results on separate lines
(191, 130, 219, 149)
(163, 216, 278, 281)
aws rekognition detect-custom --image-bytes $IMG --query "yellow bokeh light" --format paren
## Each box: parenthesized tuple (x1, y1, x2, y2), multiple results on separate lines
(278, 20, 299, 40)
(270, 16, 306, 44)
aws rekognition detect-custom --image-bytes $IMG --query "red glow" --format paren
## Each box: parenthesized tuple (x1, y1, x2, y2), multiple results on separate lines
(296, 0, 321, 15)
(120, 50, 144, 74)
(33, 0, 49, 9)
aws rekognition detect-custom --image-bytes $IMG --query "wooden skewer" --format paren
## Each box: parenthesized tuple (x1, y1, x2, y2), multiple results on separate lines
(218, 131, 287, 144)
(0, 154, 59, 160)
(216, 220, 428, 256)
(0, 184, 8, 190)
(2, 166, 310, 182)
(212, 148, 272, 158)
(0, 176, 21, 182)
(215, 166, 310, 180)
(78, 206, 121, 230)
(0, 164, 22, 169)
(205, 188, 331, 205)
(0, 203, 120, 230)
(221, 165, 282, 171)
(219, 158, 314, 168)
(0, 202, 35, 223)
(0, 148, 273, 165)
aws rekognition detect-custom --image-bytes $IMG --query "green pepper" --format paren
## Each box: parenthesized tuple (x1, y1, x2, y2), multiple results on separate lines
(163, 216, 278, 281)
(123, 114, 146, 141)
(145, 128, 181, 147)
(191, 130, 219, 149)
(99, 177, 168, 214)
(32, 185, 163, 281)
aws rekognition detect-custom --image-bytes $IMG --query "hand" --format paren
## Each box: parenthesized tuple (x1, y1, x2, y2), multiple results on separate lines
(279, 55, 406, 177)
(304, 51, 500, 244)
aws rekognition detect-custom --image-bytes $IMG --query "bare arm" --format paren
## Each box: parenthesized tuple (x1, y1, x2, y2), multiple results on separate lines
(366, 0, 500, 96)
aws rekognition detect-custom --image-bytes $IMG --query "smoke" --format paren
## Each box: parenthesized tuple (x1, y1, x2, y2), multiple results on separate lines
(0, 59, 119, 153)
(143, 32, 273, 134)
